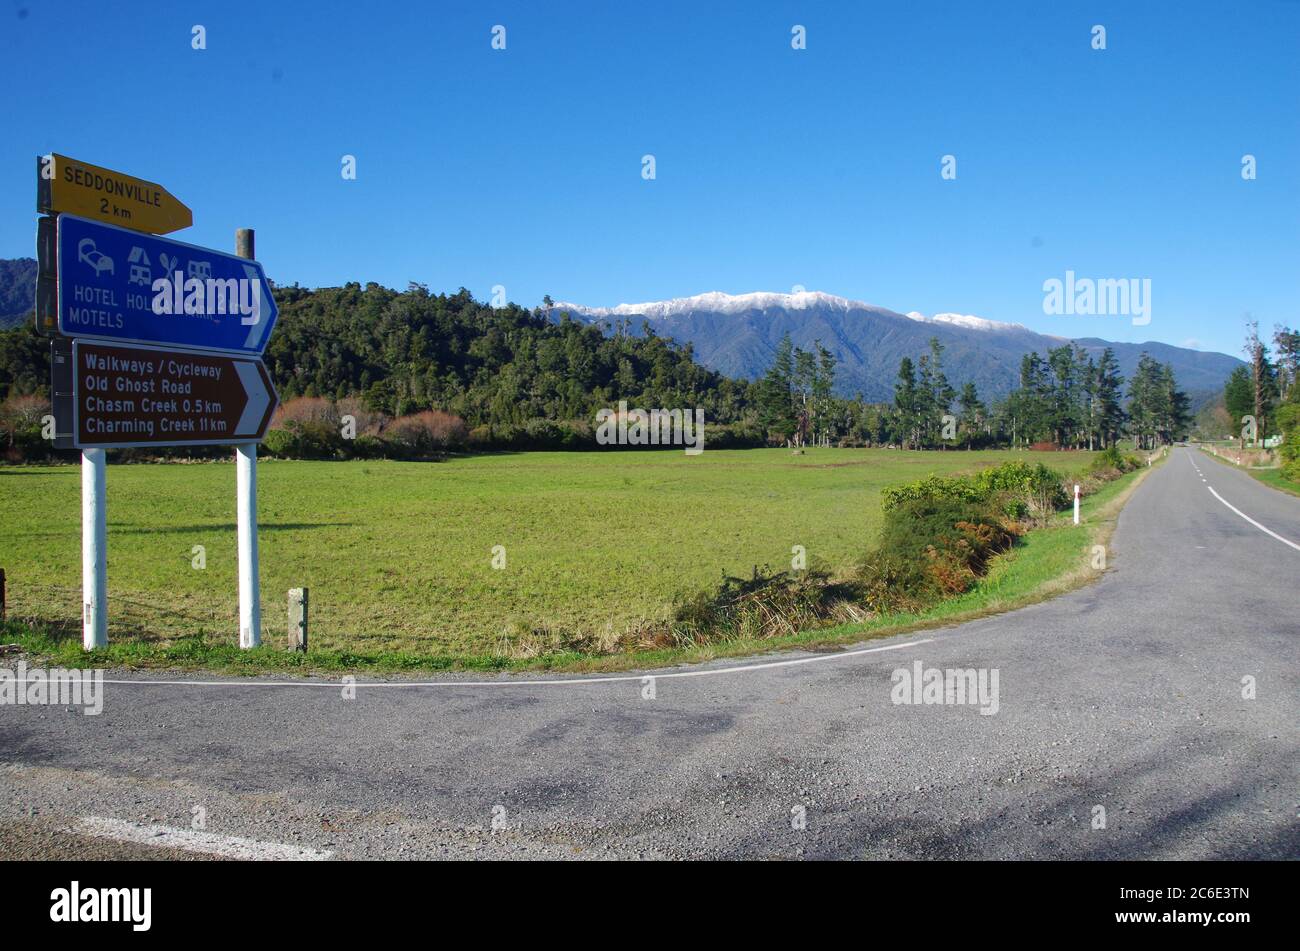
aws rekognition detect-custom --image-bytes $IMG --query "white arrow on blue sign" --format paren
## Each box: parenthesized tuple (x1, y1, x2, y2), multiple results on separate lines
(53, 213, 278, 355)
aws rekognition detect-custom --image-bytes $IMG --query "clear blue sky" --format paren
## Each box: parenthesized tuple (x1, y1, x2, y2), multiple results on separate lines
(3, 0, 1296, 357)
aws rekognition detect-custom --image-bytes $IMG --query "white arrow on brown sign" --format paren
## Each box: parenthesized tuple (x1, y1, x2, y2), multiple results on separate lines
(72, 340, 279, 449)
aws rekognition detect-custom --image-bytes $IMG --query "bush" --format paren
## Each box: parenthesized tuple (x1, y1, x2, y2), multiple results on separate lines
(335, 396, 386, 439)
(1086, 445, 1141, 477)
(466, 418, 594, 451)
(880, 474, 985, 511)
(972, 460, 1069, 517)
(271, 396, 338, 430)
(1276, 403, 1300, 482)
(0, 394, 53, 462)
(351, 434, 387, 459)
(882, 460, 1067, 518)
(467, 424, 496, 449)
(858, 498, 1017, 611)
(262, 428, 295, 457)
(384, 410, 468, 455)
(261, 420, 345, 459)
(702, 422, 766, 450)
(655, 564, 865, 648)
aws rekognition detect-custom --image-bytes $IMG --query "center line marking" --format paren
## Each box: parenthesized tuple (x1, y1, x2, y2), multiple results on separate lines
(1207, 486, 1300, 552)
(74, 816, 334, 860)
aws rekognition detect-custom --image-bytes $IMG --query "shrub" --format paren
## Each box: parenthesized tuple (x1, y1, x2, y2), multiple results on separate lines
(1086, 445, 1141, 477)
(1276, 403, 1300, 482)
(655, 564, 865, 648)
(972, 460, 1069, 517)
(261, 428, 295, 457)
(335, 396, 386, 439)
(351, 434, 387, 459)
(384, 410, 468, 455)
(703, 422, 766, 450)
(467, 424, 496, 449)
(522, 418, 584, 450)
(880, 474, 985, 511)
(858, 498, 1017, 612)
(0, 394, 53, 462)
(882, 460, 1067, 518)
(271, 396, 338, 430)
(295, 420, 346, 458)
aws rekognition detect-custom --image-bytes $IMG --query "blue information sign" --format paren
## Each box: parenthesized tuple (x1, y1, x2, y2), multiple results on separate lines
(55, 213, 278, 355)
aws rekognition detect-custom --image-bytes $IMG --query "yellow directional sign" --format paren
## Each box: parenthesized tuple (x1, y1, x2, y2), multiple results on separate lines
(37, 153, 192, 235)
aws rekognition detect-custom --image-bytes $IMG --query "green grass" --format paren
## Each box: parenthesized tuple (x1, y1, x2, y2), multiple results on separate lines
(0, 447, 1101, 669)
(1248, 467, 1300, 498)
(1197, 446, 1300, 498)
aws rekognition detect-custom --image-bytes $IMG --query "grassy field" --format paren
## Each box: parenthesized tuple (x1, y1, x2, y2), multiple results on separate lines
(0, 448, 1098, 661)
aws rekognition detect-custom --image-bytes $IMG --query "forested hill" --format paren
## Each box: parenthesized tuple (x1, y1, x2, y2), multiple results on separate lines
(0, 258, 36, 326)
(264, 283, 751, 426)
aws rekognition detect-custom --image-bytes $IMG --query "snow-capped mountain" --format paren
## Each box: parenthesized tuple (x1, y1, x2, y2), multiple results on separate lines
(905, 311, 1039, 334)
(555, 291, 1240, 403)
(556, 290, 861, 320)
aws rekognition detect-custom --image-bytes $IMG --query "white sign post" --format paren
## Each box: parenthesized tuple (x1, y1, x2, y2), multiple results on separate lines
(1073, 484, 1080, 526)
(236, 443, 261, 648)
(81, 448, 107, 649)
(235, 228, 261, 649)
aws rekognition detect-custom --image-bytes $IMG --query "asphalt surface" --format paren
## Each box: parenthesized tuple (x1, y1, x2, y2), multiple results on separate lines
(1, 447, 1296, 860)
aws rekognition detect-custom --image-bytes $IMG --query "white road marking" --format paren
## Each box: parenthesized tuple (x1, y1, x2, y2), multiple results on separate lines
(74, 816, 334, 860)
(1207, 486, 1300, 552)
(61, 637, 937, 690)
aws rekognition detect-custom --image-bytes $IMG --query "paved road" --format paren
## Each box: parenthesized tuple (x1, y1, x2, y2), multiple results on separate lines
(2, 448, 1296, 860)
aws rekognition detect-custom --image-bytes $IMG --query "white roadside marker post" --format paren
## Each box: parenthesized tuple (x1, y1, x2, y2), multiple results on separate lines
(235, 227, 261, 649)
(288, 587, 308, 652)
(81, 447, 107, 649)
(1073, 484, 1080, 526)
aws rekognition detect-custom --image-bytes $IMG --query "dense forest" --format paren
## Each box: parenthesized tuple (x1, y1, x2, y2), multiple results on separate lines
(263, 283, 750, 426)
(0, 282, 1216, 460)
(754, 333, 1191, 452)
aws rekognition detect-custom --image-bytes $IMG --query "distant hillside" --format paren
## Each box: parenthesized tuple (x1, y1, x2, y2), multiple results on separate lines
(0, 258, 35, 328)
(0, 260, 1242, 408)
(556, 291, 1245, 401)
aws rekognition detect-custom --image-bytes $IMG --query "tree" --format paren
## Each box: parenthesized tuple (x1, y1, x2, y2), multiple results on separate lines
(957, 382, 986, 448)
(1243, 322, 1278, 444)
(1045, 345, 1086, 448)
(793, 346, 817, 446)
(917, 337, 955, 448)
(1223, 366, 1254, 446)
(1092, 348, 1126, 449)
(1126, 354, 1163, 449)
(1157, 364, 1192, 444)
(1007, 352, 1051, 446)
(813, 343, 837, 444)
(758, 334, 797, 443)
(1272, 325, 1299, 404)
(1126, 354, 1190, 448)
(894, 357, 919, 449)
